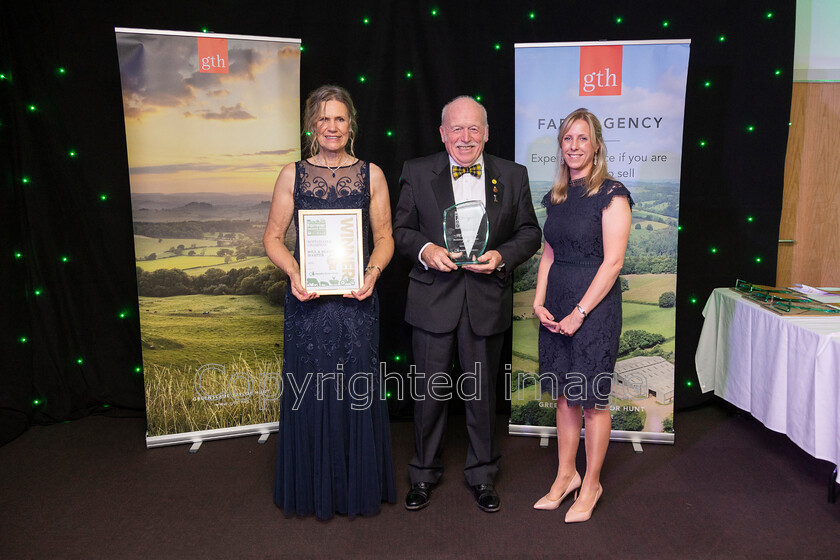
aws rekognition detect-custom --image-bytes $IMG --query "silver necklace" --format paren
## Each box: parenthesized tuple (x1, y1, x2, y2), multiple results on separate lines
(321, 154, 346, 177)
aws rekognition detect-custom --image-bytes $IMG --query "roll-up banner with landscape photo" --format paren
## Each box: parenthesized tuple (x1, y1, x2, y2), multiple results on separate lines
(511, 40, 690, 444)
(115, 28, 300, 447)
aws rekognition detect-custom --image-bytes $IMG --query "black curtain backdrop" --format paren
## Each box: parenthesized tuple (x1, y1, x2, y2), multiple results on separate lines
(1, 1, 796, 445)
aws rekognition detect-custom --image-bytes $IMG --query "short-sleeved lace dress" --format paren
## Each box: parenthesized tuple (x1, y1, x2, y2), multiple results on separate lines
(274, 160, 396, 520)
(538, 178, 633, 409)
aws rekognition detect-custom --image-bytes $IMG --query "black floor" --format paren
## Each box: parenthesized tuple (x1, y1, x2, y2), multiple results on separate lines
(1, 401, 838, 559)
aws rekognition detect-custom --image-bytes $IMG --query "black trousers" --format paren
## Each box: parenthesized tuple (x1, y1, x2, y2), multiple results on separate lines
(408, 302, 503, 487)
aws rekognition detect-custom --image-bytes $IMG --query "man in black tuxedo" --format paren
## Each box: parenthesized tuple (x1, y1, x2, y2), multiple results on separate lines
(394, 96, 541, 512)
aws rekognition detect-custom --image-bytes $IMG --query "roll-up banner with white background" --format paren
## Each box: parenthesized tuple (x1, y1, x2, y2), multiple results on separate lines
(510, 40, 690, 445)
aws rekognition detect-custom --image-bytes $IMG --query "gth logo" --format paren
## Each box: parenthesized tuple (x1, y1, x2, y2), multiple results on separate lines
(197, 37, 229, 74)
(579, 45, 622, 96)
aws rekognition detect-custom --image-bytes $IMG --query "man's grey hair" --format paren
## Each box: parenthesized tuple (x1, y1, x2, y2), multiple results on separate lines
(441, 95, 489, 127)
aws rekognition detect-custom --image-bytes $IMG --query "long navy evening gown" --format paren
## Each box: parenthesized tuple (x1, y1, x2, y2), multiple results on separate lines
(274, 160, 396, 520)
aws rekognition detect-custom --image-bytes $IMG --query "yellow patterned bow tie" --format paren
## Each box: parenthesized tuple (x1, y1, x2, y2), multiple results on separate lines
(452, 163, 482, 180)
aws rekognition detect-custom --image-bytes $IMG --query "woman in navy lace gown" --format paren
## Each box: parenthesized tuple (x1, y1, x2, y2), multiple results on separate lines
(531, 108, 632, 523)
(263, 86, 396, 520)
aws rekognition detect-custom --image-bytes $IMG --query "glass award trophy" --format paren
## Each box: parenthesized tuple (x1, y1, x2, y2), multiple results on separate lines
(442, 200, 489, 266)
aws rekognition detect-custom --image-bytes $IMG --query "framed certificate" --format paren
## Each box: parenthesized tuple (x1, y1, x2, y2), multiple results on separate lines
(298, 209, 364, 295)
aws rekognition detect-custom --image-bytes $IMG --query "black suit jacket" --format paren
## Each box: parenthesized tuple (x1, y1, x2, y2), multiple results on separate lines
(394, 152, 541, 337)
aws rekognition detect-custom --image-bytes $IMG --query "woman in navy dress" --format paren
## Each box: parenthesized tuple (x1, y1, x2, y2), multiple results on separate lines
(532, 108, 632, 523)
(263, 85, 396, 520)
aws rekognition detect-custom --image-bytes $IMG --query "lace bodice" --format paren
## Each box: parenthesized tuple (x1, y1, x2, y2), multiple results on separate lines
(541, 178, 633, 262)
(295, 159, 369, 202)
(293, 159, 371, 260)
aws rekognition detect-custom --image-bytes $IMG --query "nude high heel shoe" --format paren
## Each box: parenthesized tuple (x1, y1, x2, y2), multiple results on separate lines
(533, 471, 581, 510)
(564, 484, 602, 523)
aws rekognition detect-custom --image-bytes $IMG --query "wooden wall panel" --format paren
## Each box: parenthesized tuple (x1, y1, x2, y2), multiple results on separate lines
(777, 83, 840, 287)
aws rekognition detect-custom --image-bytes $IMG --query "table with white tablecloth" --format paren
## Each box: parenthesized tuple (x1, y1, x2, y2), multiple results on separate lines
(695, 287, 840, 488)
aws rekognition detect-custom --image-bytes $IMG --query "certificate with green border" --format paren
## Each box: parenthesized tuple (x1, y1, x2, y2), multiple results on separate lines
(298, 209, 364, 295)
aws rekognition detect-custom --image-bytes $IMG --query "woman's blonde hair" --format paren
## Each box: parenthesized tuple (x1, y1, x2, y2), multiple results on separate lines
(302, 85, 358, 159)
(549, 108, 612, 204)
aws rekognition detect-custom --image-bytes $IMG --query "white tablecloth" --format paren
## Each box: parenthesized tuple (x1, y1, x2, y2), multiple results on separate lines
(695, 288, 840, 476)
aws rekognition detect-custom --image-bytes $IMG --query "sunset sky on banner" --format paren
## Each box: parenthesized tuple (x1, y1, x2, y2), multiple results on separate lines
(117, 33, 300, 194)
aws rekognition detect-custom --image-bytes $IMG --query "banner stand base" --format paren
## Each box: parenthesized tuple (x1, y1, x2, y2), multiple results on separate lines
(511, 423, 674, 446)
(146, 421, 278, 449)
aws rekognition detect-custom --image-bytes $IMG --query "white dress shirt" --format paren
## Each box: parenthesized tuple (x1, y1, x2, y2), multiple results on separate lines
(452, 155, 486, 206)
(418, 156, 486, 267)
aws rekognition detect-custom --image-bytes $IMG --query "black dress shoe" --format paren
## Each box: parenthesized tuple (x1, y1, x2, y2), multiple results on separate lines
(472, 484, 500, 513)
(405, 482, 433, 511)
